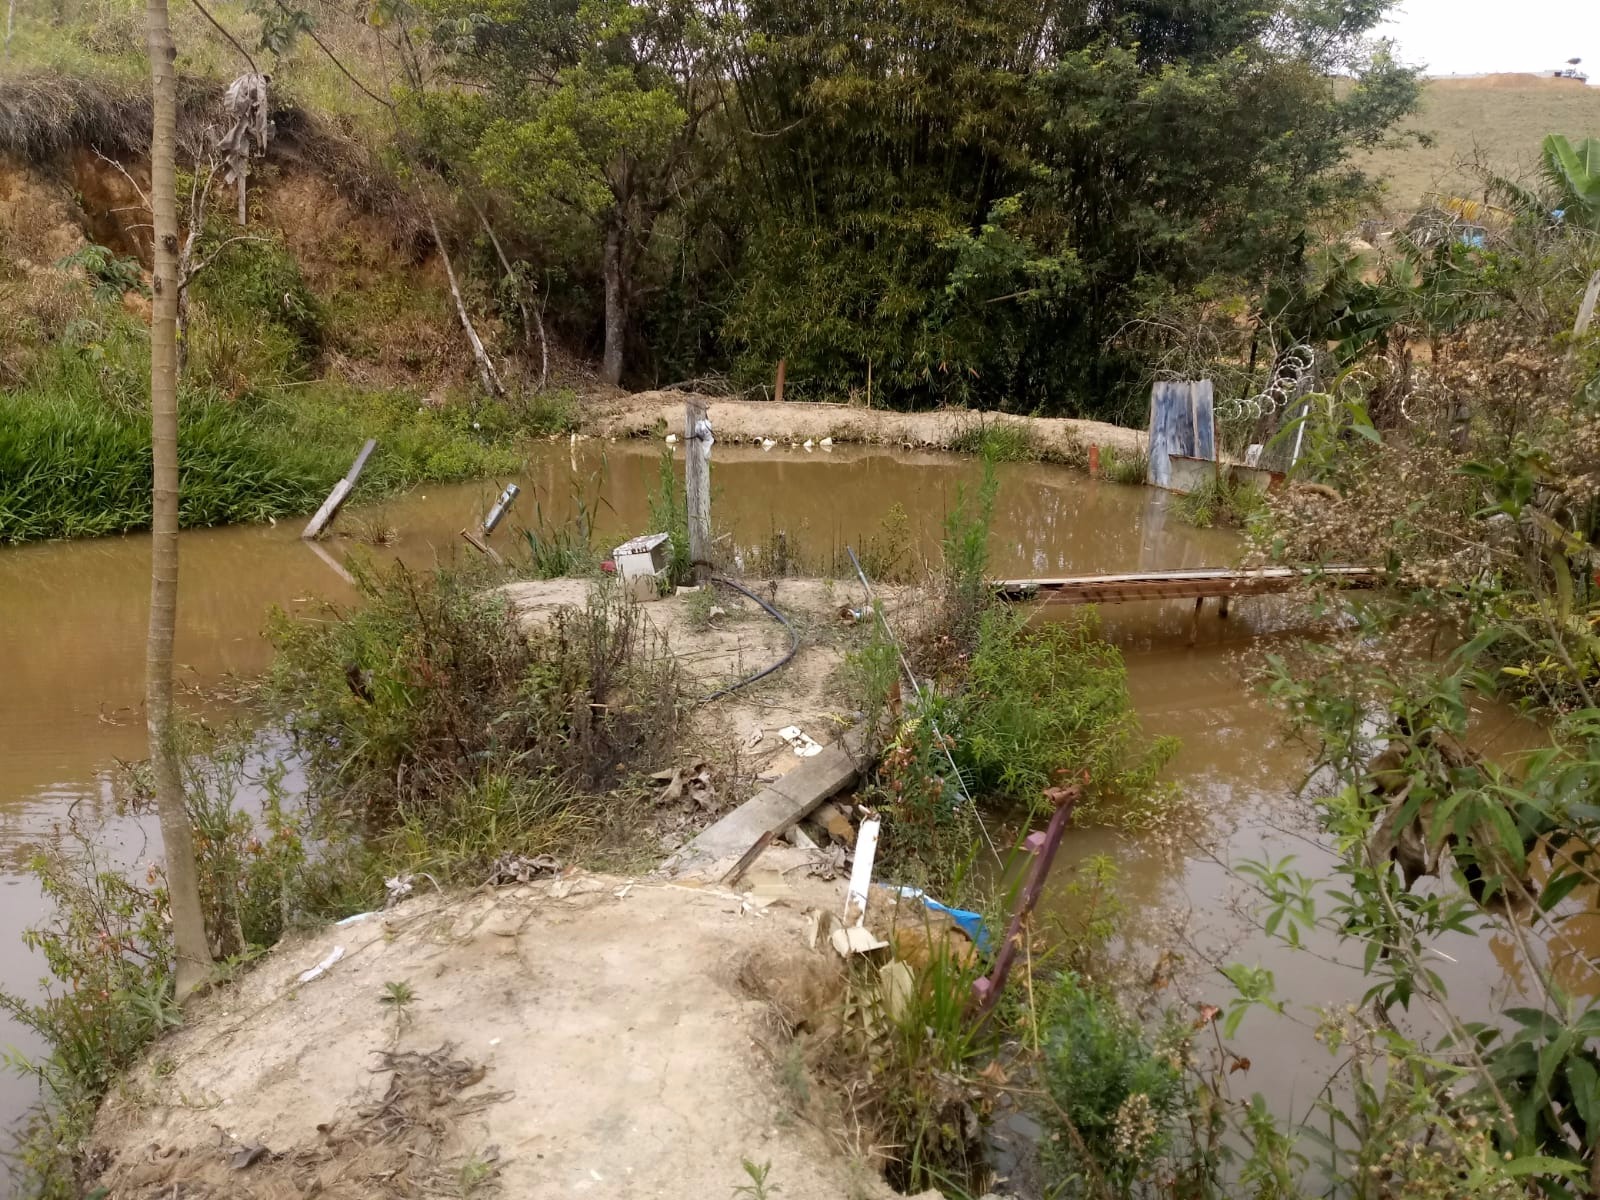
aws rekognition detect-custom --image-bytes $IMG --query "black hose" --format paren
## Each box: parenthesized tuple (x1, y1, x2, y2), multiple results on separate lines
(695, 575, 801, 703)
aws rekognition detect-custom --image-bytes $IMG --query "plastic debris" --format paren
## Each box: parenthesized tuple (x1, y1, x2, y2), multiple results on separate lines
(335, 910, 376, 927)
(843, 816, 882, 926)
(297, 945, 344, 983)
(777, 725, 824, 757)
(894, 886, 992, 952)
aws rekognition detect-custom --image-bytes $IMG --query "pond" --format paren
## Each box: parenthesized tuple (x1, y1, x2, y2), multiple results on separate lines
(1, 438, 1592, 1183)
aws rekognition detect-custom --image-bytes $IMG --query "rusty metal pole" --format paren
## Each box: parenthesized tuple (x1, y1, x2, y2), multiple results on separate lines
(971, 786, 1078, 1026)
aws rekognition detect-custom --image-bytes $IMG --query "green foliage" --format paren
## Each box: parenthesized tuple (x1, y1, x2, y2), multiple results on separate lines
(647, 448, 693, 587)
(1541, 133, 1600, 230)
(948, 420, 1039, 462)
(1039, 973, 1184, 1195)
(265, 563, 678, 834)
(939, 454, 1000, 652)
(189, 231, 325, 378)
(1099, 445, 1148, 487)
(713, 0, 1417, 416)
(0, 337, 547, 542)
(840, 946, 995, 1194)
(954, 608, 1177, 826)
(1173, 471, 1267, 530)
(56, 242, 145, 301)
(731, 1158, 779, 1200)
(0, 833, 177, 1199)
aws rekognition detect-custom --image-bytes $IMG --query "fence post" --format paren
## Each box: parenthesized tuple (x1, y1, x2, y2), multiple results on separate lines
(686, 399, 713, 581)
(773, 358, 787, 404)
(301, 438, 376, 539)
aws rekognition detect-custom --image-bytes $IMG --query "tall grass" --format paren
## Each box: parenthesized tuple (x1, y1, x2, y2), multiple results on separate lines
(0, 337, 574, 543)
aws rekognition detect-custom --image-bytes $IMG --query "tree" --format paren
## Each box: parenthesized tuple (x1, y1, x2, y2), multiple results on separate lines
(418, 0, 728, 385)
(145, 0, 212, 1001)
(721, 0, 1419, 417)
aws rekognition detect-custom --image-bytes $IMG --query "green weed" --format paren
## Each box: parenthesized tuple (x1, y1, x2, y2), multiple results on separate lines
(1173, 470, 1267, 529)
(1099, 445, 1148, 486)
(648, 447, 694, 585)
(954, 608, 1177, 826)
(938, 453, 1000, 653)
(1038, 973, 1186, 1195)
(265, 564, 678, 834)
(732, 1158, 779, 1199)
(949, 419, 1039, 462)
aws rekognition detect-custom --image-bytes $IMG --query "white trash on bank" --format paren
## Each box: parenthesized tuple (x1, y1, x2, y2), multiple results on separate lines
(777, 725, 823, 757)
(297, 945, 345, 984)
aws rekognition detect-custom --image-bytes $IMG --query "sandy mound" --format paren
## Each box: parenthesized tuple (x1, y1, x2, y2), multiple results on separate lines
(91, 873, 888, 1200)
(585, 393, 1147, 459)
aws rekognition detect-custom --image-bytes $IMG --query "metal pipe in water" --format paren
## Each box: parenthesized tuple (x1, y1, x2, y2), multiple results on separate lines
(482, 483, 521, 535)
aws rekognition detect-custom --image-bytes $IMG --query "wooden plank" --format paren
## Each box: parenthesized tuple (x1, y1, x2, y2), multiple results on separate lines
(993, 566, 1378, 606)
(678, 728, 865, 866)
(301, 438, 377, 539)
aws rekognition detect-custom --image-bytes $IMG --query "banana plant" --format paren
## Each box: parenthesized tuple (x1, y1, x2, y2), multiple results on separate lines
(1542, 133, 1600, 230)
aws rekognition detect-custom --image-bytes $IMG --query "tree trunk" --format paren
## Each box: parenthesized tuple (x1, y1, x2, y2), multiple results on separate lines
(425, 202, 503, 398)
(146, 0, 212, 1003)
(469, 195, 548, 392)
(601, 220, 625, 386)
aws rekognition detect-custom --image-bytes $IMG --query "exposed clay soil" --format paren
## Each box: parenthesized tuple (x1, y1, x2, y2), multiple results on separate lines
(89, 872, 893, 1200)
(583, 391, 1149, 460)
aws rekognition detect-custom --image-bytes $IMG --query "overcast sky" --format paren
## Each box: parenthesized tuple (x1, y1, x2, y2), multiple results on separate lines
(1377, 0, 1600, 81)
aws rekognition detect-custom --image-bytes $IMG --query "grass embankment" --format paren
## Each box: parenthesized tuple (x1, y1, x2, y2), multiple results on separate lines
(0, 207, 573, 544)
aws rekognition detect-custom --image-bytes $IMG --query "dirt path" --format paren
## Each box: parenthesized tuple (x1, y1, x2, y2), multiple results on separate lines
(584, 391, 1148, 459)
(91, 874, 888, 1200)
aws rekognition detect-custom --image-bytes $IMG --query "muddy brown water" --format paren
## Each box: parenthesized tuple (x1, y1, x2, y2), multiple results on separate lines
(0, 439, 1593, 1183)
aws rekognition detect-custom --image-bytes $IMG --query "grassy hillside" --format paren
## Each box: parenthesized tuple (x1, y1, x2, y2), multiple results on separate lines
(1363, 73, 1600, 212)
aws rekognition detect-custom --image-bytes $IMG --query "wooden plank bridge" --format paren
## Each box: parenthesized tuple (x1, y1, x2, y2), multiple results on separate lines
(995, 565, 1379, 642)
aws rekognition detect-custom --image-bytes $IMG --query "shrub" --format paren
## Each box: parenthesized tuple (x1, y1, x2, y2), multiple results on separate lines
(954, 608, 1177, 826)
(189, 229, 324, 376)
(1038, 973, 1186, 1196)
(938, 453, 999, 653)
(1099, 445, 1148, 486)
(265, 564, 678, 840)
(648, 447, 694, 586)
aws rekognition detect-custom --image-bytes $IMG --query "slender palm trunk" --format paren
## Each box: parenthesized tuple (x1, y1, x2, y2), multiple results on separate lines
(147, 0, 211, 1002)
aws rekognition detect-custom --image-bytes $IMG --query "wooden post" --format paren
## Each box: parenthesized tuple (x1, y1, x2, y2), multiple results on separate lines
(302, 438, 376, 539)
(1188, 595, 1204, 646)
(685, 399, 713, 581)
(865, 358, 872, 409)
(773, 358, 787, 404)
(1218, 594, 1231, 619)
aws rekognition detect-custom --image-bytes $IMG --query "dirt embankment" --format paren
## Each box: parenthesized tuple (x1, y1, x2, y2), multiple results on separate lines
(91, 874, 888, 1200)
(585, 390, 1149, 459)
